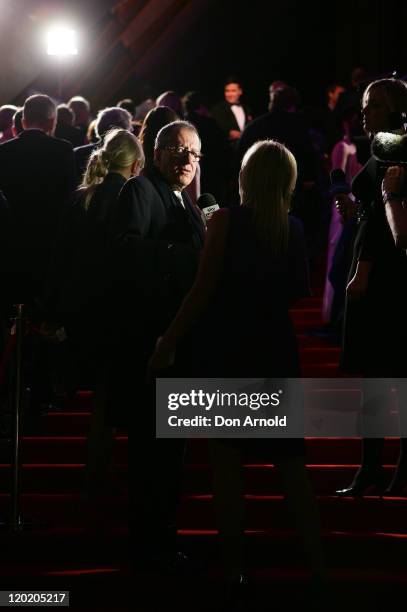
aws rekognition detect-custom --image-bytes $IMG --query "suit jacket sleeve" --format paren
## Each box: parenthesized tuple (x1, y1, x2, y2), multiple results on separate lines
(113, 176, 153, 242)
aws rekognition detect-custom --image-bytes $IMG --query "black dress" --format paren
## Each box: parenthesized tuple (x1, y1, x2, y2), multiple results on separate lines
(341, 158, 407, 376)
(181, 205, 310, 376)
(179, 205, 310, 458)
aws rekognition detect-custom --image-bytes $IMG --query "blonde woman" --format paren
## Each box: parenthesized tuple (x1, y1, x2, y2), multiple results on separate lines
(78, 127, 144, 226)
(149, 141, 327, 603)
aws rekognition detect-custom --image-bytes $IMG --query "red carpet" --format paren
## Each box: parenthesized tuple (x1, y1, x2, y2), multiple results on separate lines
(0, 293, 406, 610)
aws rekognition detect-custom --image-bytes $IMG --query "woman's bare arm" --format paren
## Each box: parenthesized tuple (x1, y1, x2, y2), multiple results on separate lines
(148, 208, 230, 369)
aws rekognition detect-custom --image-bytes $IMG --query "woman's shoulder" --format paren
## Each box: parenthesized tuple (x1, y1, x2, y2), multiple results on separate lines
(208, 206, 231, 233)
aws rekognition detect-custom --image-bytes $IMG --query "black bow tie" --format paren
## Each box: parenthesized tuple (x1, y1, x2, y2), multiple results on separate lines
(228, 102, 242, 107)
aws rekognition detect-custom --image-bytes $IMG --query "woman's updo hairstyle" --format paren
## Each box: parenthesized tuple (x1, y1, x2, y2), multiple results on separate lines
(80, 128, 144, 209)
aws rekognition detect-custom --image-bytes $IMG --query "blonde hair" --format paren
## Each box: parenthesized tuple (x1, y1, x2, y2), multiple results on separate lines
(80, 128, 144, 210)
(239, 139, 297, 255)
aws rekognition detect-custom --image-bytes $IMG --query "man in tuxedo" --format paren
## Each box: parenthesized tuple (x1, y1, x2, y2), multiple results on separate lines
(110, 120, 205, 570)
(211, 77, 253, 144)
(211, 77, 253, 204)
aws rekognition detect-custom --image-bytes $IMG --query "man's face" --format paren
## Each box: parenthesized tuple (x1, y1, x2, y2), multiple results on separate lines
(224, 83, 242, 105)
(154, 128, 201, 190)
(328, 85, 345, 107)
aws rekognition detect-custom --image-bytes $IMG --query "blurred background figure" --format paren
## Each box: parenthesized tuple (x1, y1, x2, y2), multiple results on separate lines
(0, 105, 18, 143)
(74, 106, 133, 183)
(12, 108, 24, 137)
(183, 90, 228, 201)
(117, 98, 140, 135)
(117, 98, 136, 118)
(55, 104, 84, 147)
(156, 90, 184, 118)
(211, 76, 253, 145)
(138, 105, 179, 171)
(322, 106, 362, 329)
(327, 83, 345, 112)
(68, 95, 91, 146)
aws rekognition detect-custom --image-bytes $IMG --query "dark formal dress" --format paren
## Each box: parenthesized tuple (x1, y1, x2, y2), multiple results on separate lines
(183, 206, 309, 375)
(341, 157, 407, 376)
(179, 205, 310, 459)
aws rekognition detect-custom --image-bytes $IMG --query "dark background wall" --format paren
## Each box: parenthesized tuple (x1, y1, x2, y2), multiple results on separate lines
(1, 0, 407, 112)
(160, 0, 407, 113)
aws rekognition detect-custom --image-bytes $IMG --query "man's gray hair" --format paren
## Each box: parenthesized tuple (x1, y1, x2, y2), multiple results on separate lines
(68, 96, 90, 111)
(96, 106, 132, 139)
(23, 94, 56, 126)
(155, 120, 200, 150)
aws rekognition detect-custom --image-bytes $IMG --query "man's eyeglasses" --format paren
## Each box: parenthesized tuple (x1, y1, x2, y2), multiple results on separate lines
(162, 145, 203, 162)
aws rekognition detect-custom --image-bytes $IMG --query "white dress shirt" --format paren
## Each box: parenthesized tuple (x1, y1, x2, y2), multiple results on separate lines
(231, 104, 246, 131)
(173, 190, 185, 209)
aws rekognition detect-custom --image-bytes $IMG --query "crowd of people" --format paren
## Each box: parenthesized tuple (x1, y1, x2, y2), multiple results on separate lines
(1, 71, 407, 606)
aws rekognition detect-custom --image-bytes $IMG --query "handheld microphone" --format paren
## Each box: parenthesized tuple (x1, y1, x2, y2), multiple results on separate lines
(329, 169, 351, 197)
(197, 193, 220, 219)
(372, 132, 407, 166)
(330, 169, 353, 222)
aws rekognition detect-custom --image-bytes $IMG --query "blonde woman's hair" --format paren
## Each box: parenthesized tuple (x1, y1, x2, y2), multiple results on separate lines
(239, 139, 297, 255)
(363, 78, 407, 116)
(80, 128, 144, 210)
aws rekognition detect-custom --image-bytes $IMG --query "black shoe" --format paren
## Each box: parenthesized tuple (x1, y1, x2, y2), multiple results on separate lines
(384, 471, 407, 496)
(335, 468, 386, 497)
(217, 573, 251, 610)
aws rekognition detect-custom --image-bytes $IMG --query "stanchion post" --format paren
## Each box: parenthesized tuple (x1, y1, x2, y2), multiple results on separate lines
(10, 303, 24, 532)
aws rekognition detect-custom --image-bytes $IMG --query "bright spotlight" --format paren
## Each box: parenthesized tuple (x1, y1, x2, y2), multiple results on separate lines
(47, 27, 78, 56)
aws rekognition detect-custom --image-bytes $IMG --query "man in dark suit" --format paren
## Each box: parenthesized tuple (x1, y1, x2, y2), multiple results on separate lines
(0, 94, 76, 419)
(211, 77, 253, 145)
(110, 120, 205, 570)
(0, 93, 76, 307)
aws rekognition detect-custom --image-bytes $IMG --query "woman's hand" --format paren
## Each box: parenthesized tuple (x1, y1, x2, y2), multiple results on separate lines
(382, 165, 405, 202)
(334, 193, 356, 223)
(147, 337, 175, 373)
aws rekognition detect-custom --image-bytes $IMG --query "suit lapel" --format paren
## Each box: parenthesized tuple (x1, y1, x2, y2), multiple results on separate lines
(182, 191, 205, 246)
(146, 168, 178, 213)
(146, 167, 205, 247)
